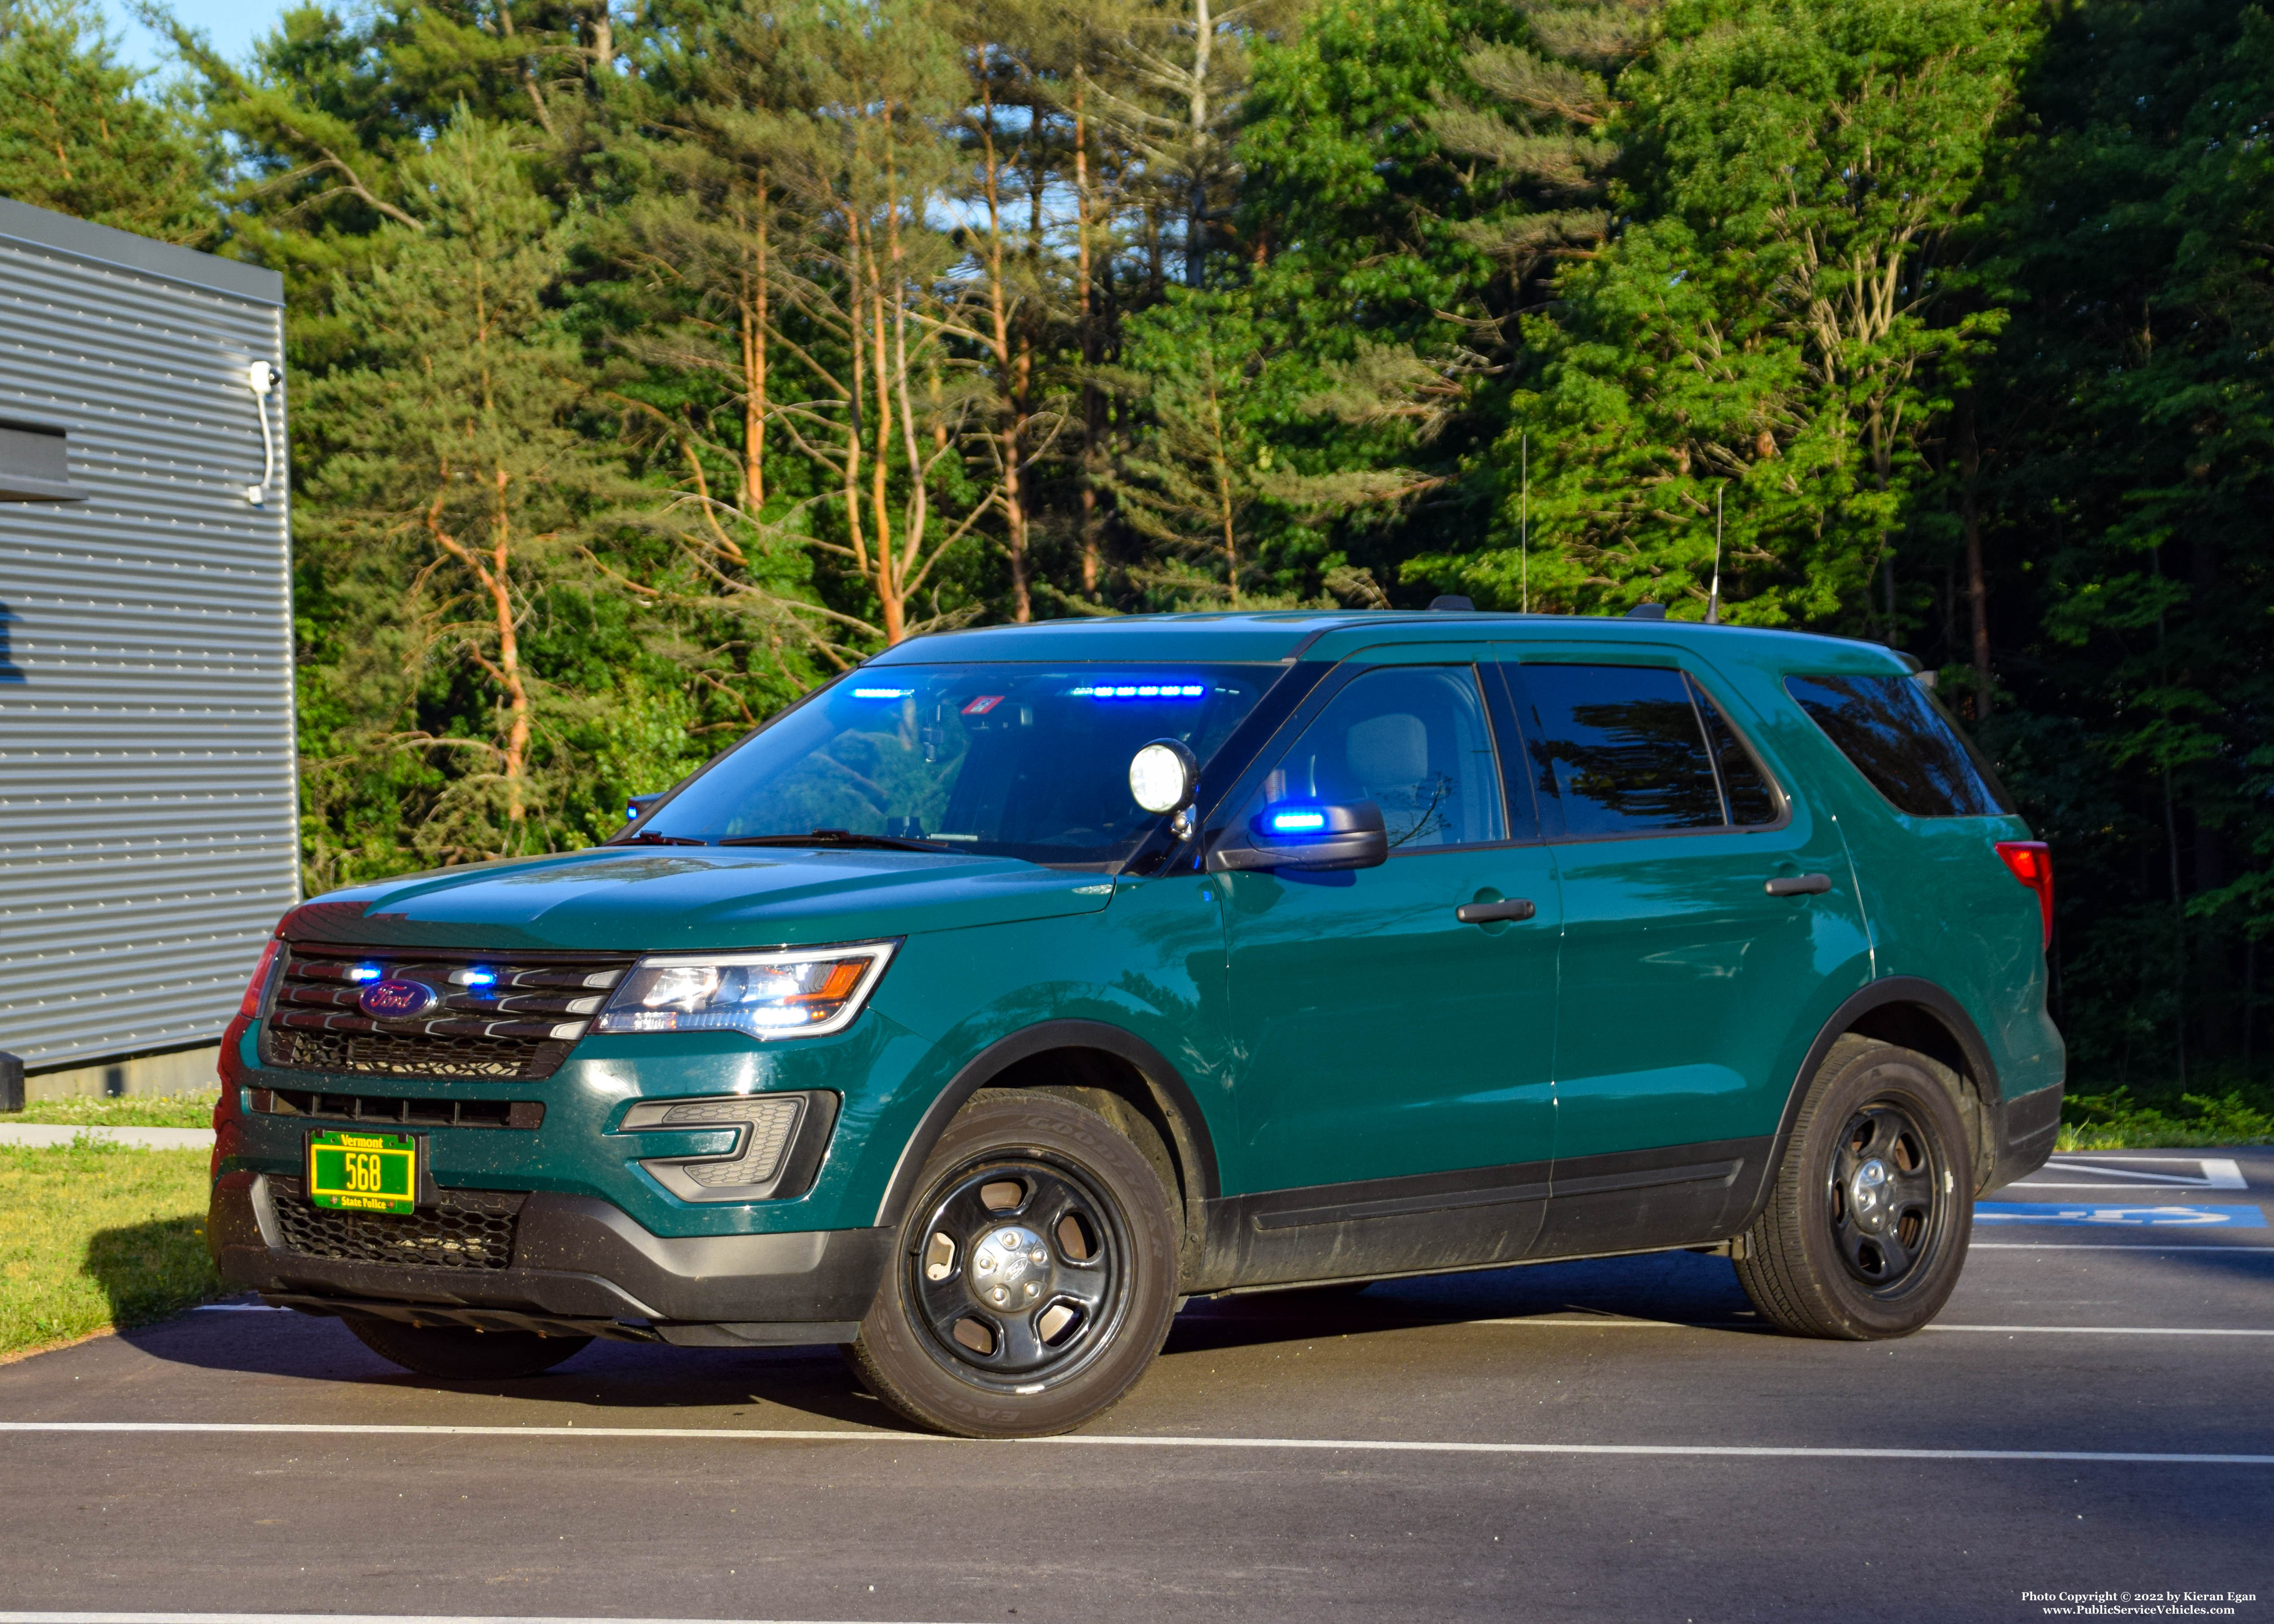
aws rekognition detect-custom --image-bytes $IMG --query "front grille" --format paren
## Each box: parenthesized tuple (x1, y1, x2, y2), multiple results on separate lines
(252, 1088, 543, 1131)
(269, 1176, 522, 1271)
(262, 945, 635, 1081)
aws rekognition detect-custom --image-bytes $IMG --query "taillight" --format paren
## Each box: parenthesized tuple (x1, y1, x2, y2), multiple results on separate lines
(1995, 841, 2053, 947)
(239, 937, 283, 1019)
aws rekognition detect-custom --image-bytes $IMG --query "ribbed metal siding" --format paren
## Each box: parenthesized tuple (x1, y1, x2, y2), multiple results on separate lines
(0, 203, 299, 1070)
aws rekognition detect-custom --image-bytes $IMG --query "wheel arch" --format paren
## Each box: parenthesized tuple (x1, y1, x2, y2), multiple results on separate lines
(1751, 978, 2007, 1221)
(873, 1020, 1221, 1246)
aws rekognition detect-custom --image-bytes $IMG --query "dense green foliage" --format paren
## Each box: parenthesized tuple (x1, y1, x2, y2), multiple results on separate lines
(3, 0, 2270, 1094)
(0, 0, 209, 239)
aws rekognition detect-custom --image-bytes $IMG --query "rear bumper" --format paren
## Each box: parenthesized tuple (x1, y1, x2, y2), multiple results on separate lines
(208, 1170, 891, 1342)
(1987, 1082, 2063, 1193)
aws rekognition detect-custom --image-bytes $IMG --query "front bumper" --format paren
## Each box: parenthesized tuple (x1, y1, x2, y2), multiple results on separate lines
(209, 1170, 892, 1345)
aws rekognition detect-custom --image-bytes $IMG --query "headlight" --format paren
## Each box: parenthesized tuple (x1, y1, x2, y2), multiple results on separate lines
(593, 943, 895, 1040)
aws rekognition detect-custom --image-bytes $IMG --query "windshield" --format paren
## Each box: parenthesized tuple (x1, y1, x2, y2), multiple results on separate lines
(639, 664, 1275, 869)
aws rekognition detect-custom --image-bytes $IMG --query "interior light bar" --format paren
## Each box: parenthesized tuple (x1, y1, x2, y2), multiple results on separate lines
(1069, 684, 1208, 700)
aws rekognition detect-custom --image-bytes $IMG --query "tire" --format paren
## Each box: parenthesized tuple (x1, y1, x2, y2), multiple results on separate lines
(346, 1315, 592, 1380)
(1735, 1037, 1974, 1339)
(847, 1088, 1181, 1438)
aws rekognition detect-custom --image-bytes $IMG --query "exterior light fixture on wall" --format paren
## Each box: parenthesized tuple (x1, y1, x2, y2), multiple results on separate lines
(245, 359, 279, 506)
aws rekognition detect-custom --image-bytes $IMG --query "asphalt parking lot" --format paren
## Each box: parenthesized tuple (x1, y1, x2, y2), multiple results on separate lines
(1, 1149, 2268, 1624)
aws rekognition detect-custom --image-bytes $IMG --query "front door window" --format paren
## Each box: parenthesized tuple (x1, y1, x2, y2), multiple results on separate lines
(1245, 664, 1513, 847)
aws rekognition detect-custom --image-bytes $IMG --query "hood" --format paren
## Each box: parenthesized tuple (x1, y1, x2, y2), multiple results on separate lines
(280, 847, 1117, 953)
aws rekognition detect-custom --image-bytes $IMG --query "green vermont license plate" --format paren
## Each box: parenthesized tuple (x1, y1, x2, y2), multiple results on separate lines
(306, 1129, 419, 1214)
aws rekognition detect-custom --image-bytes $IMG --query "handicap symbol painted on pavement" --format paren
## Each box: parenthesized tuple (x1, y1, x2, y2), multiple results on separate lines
(1973, 1201, 2268, 1228)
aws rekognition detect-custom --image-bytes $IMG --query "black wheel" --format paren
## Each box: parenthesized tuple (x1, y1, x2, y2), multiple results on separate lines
(346, 1315, 592, 1380)
(1735, 1037, 1973, 1339)
(847, 1089, 1180, 1438)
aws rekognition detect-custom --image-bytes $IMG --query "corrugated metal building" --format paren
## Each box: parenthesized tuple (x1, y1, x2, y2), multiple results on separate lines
(0, 197, 299, 1101)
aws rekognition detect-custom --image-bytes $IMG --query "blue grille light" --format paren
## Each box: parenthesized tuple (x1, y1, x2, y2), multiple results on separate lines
(462, 969, 497, 988)
(349, 964, 383, 983)
(1269, 810, 1328, 832)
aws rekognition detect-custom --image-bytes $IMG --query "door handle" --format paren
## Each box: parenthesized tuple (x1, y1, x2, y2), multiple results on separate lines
(1765, 873, 1833, 897)
(1456, 898, 1537, 924)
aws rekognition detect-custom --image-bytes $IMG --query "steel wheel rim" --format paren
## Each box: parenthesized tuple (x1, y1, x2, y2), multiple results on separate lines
(904, 1152, 1132, 1391)
(1824, 1097, 1947, 1293)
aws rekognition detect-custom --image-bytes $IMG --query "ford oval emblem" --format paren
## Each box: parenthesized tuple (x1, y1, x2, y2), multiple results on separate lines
(359, 978, 439, 1020)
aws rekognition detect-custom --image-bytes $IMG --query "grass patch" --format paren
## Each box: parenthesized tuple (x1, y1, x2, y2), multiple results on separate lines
(2059, 1078, 2274, 1150)
(0, 1143, 220, 1358)
(1, 1089, 220, 1131)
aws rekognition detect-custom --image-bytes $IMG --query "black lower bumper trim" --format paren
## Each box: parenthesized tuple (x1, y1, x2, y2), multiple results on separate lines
(264, 1292, 659, 1342)
(1988, 1082, 2064, 1193)
(655, 1320, 863, 1348)
(210, 1171, 894, 1327)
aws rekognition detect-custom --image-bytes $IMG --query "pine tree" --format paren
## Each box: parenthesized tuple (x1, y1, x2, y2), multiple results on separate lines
(294, 114, 641, 870)
(1427, 0, 2032, 625)
(0, 0, 207, 240)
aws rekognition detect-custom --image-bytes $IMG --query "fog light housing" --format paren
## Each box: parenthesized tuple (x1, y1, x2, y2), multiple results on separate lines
(618, 1092, 837, 1202)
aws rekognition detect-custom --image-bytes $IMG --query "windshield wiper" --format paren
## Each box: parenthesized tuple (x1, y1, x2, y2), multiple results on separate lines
(615, 831, 706, 846)
(716, 828, 957, 853)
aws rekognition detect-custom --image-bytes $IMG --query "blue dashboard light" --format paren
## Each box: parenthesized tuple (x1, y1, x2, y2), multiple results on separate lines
(1069, 683, 1208, 701)
(1269, 811, 1328, 832)
(349, 965, 382, 983)
(851, 687, 912, 699)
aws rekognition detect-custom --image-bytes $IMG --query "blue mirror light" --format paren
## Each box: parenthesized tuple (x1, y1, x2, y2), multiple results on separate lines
(1267, 810, 1328, 833)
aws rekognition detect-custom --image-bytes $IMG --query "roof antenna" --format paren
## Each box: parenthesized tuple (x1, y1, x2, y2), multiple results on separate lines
(1519, 431, 1530, 614)
(1705, 484, 1724, 626)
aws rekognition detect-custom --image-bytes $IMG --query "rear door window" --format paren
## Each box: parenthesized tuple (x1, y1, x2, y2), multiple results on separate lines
(1784, 674, 2012, 818)
(1511, 664, 1778, 837)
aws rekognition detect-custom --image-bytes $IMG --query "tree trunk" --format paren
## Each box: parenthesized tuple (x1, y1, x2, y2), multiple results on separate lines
(1075, 77, 1104, 600)
(1186, 0, 1212, 288)
(978, 65, 1031, 623)
(741, 190, 768, 512)
(488, 469, 530, 831)
(1960, 400, 1992, 716)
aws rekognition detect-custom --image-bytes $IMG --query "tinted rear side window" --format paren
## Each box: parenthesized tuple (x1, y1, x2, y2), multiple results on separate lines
(1785, 674, 2012, 818)
(1693, 685, 1781, 826)
(1513, 664, 1725, 835)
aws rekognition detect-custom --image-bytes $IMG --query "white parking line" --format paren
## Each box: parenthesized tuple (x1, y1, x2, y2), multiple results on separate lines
(0, 1125, 214, 1150)
(0, 1421, 2265, 1465)
(1971, 1242, 2274, 1251)
(2009, 1156, 2249, 1192)
(1456, 1318, 2274, 1336)
(0, 1616, 929, 1624)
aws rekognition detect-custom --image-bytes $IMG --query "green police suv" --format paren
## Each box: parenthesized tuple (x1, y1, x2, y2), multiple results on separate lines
(210, 610, 2064, 1436)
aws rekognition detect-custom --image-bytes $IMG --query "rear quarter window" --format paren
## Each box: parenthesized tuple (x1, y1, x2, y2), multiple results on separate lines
(1784, 674, 2012, 818)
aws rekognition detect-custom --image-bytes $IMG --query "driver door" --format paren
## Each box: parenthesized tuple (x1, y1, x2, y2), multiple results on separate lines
(1214, 647, 1559, 1280)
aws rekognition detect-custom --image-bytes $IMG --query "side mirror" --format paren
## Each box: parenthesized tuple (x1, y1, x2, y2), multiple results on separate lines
(1129, 739, 1201, 836)
(1210, 801, 1389, 873)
